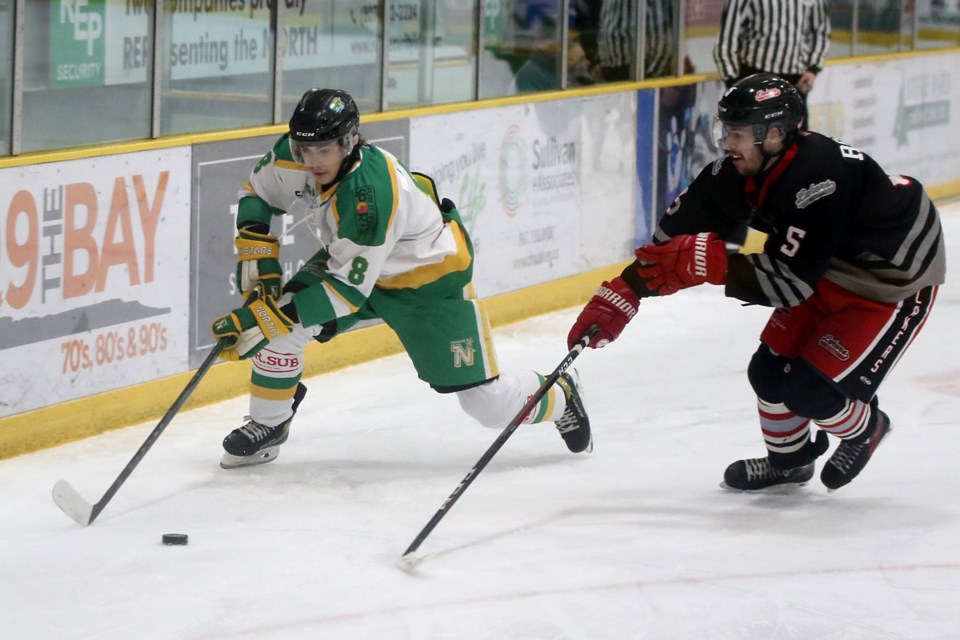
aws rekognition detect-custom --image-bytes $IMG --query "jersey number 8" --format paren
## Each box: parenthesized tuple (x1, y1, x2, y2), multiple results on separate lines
(349, 256, 369, 285)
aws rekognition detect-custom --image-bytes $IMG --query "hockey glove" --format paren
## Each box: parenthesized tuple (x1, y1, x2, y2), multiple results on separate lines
(235, 228, 282, 299)
(634, 232, 727, 296)
(211, 297, 293, 361)
(567, 277, 640, 350)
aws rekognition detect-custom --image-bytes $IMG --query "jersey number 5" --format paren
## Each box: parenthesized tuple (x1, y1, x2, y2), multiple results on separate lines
(781, 226, 807, 257)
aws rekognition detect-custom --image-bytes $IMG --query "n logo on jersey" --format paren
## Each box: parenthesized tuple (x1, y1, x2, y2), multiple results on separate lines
(451, 339, 475, 368)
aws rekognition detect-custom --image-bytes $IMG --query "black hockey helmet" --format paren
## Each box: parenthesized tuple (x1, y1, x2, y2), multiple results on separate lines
(288, 88, 360, 146)
(716, 73, 803, 145)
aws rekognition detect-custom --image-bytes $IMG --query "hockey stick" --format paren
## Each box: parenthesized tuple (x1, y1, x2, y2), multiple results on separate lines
(398, 325, 599, 568)
(52, 292, 258, 526)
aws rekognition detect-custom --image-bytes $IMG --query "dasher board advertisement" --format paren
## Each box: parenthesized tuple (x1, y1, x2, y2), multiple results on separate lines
(808, 53, 960, 190)
(410, 100, 584, 297)
(0, 148, 192, 417)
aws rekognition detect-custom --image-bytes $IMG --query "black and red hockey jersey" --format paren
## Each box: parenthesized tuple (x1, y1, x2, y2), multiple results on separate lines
(644, 131, 946, 306)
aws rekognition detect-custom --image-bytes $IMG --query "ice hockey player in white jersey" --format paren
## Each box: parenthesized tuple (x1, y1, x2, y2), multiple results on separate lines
(211, 88, 591, 468)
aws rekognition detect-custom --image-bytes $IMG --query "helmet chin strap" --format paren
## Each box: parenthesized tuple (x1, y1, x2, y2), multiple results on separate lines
(341, 131, 359, 157)
(320, 133, 362, 190)
(756, 124, 790, 171)
(759, 145, 783, 170)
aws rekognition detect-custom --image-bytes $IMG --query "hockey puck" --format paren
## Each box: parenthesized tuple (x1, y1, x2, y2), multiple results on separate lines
(161, 533, 188, 546)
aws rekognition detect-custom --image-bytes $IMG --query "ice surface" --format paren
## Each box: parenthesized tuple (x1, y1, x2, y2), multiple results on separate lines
(2, 204, 959, 640)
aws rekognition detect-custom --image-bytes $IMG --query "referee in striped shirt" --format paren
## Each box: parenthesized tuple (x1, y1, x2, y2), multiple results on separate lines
(715, 0, 830, 128)
(597, 0, 678, 79)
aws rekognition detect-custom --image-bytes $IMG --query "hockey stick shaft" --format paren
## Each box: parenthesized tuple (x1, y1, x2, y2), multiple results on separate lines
(53, 293, 257, 526)
(400, 325, 599, 559)
(53, 339, 228, 526)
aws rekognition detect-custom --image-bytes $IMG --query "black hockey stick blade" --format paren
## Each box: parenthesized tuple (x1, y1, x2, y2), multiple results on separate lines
(398, 324, 600, 565)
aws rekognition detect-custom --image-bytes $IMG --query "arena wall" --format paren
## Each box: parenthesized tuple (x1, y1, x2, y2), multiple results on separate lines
(2, 51, 958, 459)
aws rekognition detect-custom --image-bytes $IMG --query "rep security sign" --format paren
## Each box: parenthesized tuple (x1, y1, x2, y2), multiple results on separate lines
(52, 0, 106, 87)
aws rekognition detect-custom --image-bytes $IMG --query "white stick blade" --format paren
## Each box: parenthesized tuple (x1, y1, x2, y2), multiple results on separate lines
(395, 553, 424, 572)
(52, 480, 94, 526)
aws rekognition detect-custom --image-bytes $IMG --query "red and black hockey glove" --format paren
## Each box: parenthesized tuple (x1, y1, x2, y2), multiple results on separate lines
(567, 277, 640, 350)
(634, 232, 727, 296)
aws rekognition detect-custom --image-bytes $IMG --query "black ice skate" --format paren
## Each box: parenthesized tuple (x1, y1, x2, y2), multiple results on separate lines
(820, 409, 892, 491)
(554, 369, 592, 453)
(723, 430, 829, 491)
(722, 458, 815, 491)
(220, 383, 308, 469)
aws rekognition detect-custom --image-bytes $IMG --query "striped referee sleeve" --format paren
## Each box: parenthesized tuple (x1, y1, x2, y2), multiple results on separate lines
(805, 0, 831, 72)
(715, 0, 751, 80)
(599, 0, 637, 68)
(714, 0, 831, 79)
(645, 0, 676, 77)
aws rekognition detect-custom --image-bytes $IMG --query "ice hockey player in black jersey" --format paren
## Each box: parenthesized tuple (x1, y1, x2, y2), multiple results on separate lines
(568, 73, 946, 491)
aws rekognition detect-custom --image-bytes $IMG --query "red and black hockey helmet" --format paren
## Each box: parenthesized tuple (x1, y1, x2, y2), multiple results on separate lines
(717, 73, 804, 143)
(288, 88, 360, 145)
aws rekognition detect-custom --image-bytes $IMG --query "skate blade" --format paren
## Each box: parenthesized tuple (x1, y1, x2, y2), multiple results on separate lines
(220, 446, 281, 469)
(719, 479, 810, 493)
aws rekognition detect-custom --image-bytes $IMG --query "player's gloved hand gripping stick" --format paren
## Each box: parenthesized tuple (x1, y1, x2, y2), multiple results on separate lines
(52, 291, 261, 526)
(566, 232, 729, 352)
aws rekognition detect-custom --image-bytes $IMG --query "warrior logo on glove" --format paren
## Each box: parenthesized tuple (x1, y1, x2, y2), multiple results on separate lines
(635, 232, 728, 296)
(566, 278, 640, 350)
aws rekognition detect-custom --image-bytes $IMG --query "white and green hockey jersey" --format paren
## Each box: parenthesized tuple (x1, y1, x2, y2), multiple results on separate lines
(237, 135, 474, 330)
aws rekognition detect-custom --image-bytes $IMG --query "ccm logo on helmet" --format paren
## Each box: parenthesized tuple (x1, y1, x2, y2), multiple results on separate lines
(755, 88, 782, 102)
